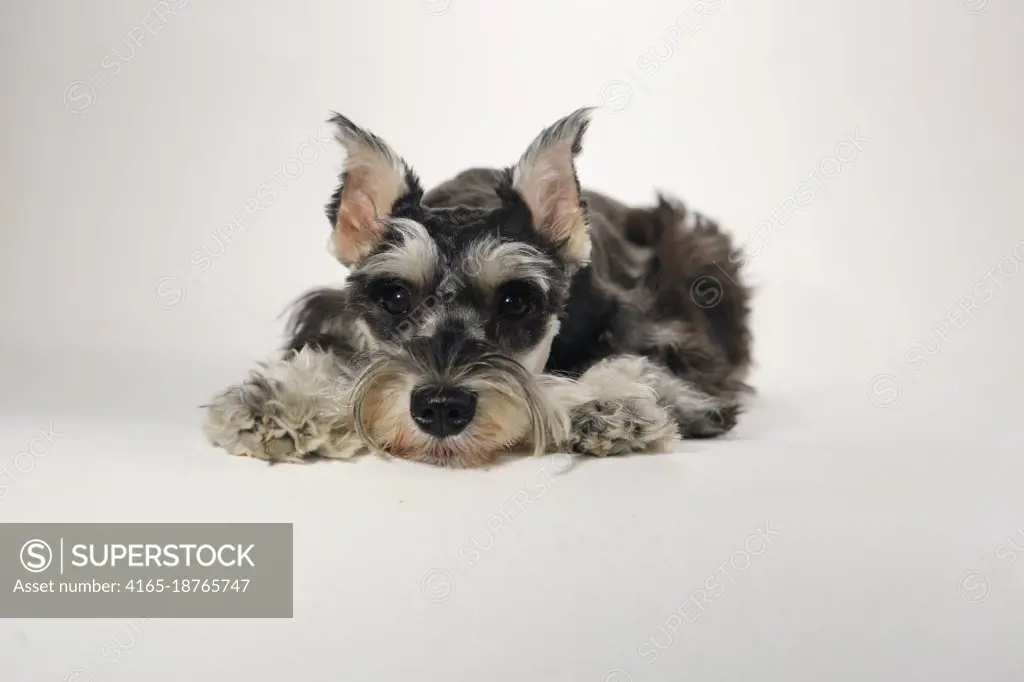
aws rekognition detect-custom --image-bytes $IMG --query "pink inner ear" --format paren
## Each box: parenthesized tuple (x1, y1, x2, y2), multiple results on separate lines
(518, 140, 578, 233)
(329, 138, 410, 263)
(515, 141, 590, 263)
(333, 188, 383, 263)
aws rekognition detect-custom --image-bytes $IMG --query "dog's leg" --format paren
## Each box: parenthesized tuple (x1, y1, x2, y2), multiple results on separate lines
(202, 347, 365, 463)
(638, 358, 741, 439)
(543, 355, 738, 457)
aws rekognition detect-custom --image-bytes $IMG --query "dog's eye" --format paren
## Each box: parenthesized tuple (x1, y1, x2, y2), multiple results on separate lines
(496, 282, 536, 319)
(378, 283, 412, 316)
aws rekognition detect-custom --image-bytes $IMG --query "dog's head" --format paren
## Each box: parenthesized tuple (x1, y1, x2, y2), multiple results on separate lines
(323, 109, 594, 467)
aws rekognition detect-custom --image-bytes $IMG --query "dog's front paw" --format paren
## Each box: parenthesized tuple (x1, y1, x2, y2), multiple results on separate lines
(203, 377, 361, 464)
(568, 397, 678, 457)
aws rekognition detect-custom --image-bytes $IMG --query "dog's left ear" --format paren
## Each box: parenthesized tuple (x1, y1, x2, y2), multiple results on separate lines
(325, 113, 423, 264)
(511, 107, 594, 266)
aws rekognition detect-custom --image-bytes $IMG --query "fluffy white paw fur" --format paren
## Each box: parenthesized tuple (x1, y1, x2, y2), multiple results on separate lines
(550, 356, 680, 457)
(202, 348, 364, 463)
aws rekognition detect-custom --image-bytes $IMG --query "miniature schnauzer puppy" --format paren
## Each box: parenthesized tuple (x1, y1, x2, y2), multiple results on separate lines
(203, 108, 752, 467)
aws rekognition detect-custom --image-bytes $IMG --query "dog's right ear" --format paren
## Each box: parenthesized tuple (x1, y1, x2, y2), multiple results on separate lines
(324, 114, 423, 264)
(510, 108, 594, 267)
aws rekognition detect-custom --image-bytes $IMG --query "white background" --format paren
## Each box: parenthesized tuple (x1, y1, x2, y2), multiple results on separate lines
(2, 0, 1023, 680)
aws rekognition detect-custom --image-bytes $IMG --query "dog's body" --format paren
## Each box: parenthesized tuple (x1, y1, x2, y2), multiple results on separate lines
(204, 109, 752, 467)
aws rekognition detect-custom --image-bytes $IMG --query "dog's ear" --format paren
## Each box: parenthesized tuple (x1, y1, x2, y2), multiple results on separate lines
(511, 108, 594, 265)
(325, 114, 423, 264)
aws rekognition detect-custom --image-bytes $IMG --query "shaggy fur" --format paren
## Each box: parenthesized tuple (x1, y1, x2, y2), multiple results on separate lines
(203, 108, 752, 467)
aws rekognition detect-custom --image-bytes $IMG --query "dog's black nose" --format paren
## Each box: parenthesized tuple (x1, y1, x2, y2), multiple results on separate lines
(410, 386, 478, 438)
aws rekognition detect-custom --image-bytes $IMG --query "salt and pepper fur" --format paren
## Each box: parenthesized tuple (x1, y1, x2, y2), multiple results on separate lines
(203, 109, 752, 467)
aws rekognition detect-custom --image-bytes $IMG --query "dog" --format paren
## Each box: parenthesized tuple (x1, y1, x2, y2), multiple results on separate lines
(203, 108, 752, 468)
